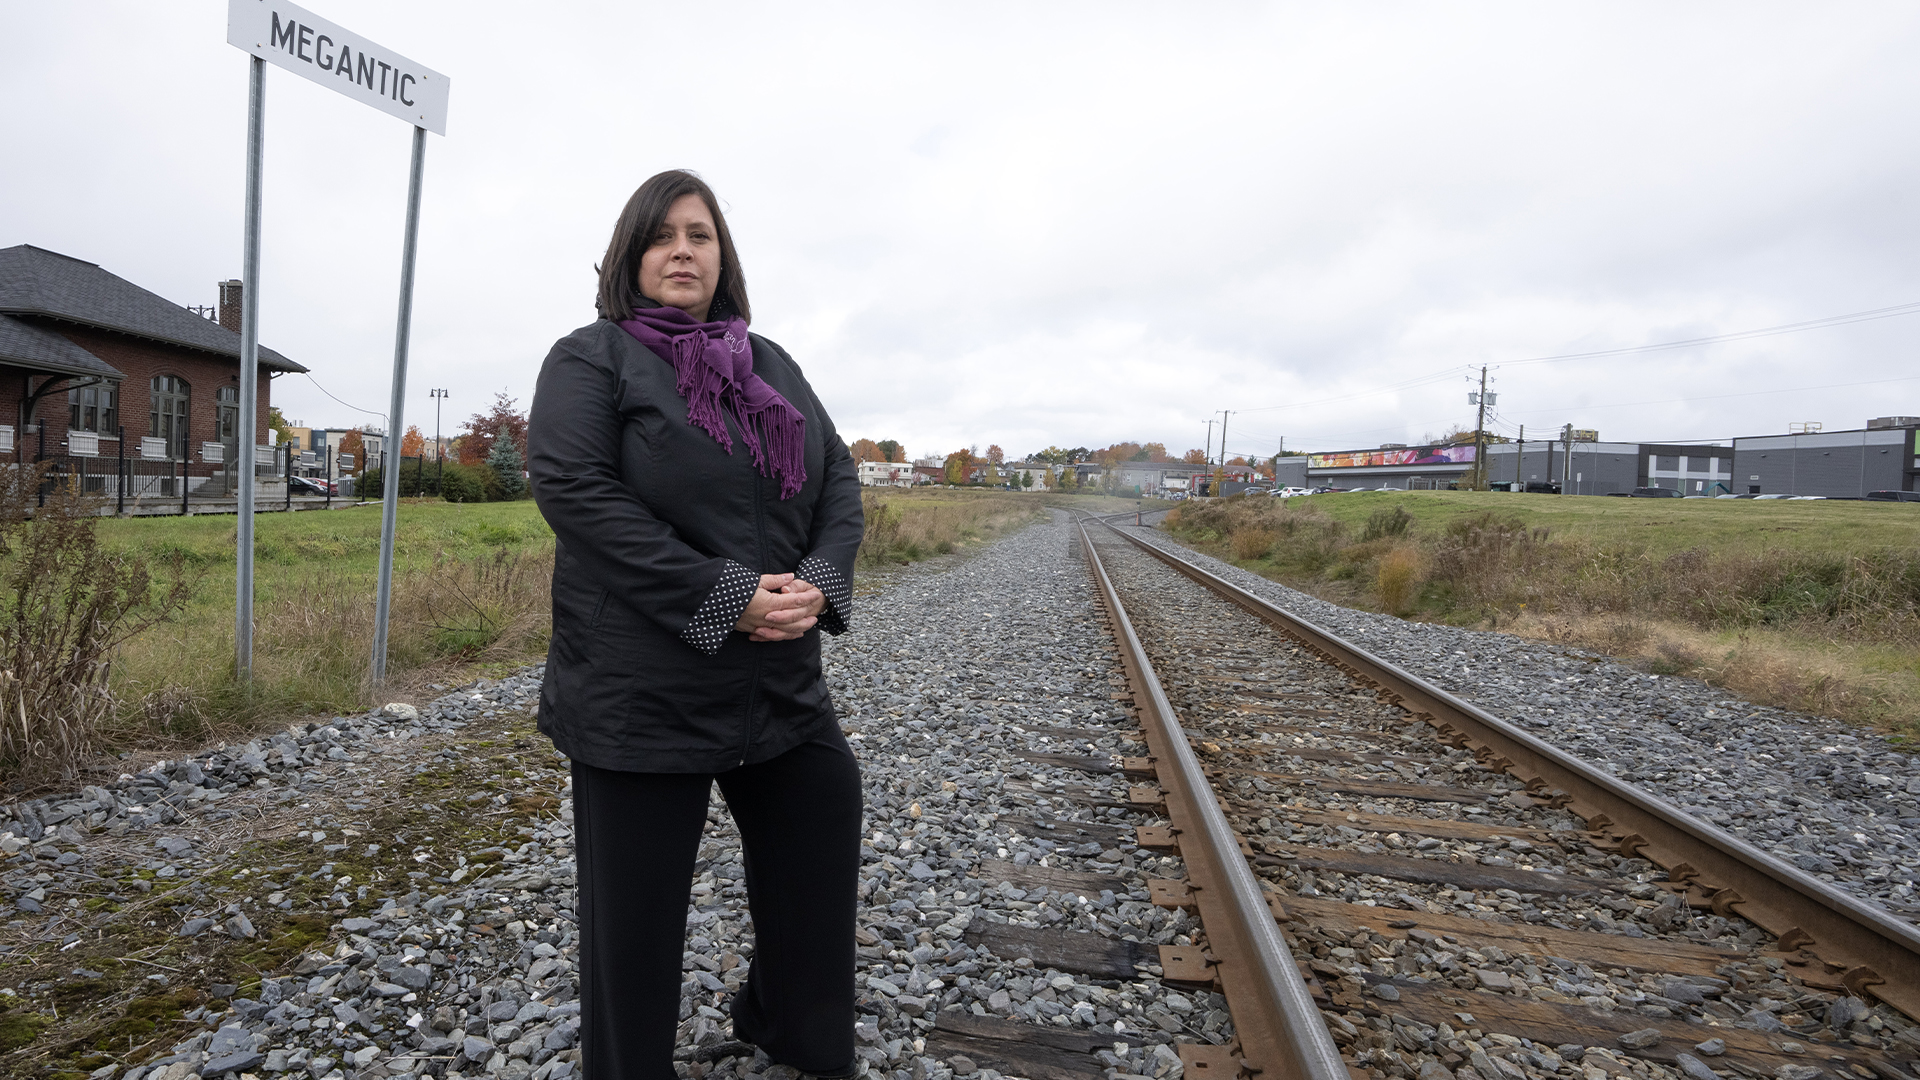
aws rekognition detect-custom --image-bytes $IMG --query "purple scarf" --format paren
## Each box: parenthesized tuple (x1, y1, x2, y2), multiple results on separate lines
(618, 306, 807, 499)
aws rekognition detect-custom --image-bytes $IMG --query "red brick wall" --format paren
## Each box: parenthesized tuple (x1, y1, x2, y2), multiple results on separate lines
(0, 324, 275, 455)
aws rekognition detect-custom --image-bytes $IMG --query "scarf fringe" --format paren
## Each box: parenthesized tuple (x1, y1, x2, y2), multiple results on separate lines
(638, 315, 808, 498)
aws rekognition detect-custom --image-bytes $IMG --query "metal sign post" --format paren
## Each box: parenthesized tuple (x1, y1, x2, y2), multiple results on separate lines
(226, 0, 449, 687)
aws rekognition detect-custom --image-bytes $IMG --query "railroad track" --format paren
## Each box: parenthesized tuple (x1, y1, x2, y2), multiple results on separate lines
(1070, 515, 1920, 1080)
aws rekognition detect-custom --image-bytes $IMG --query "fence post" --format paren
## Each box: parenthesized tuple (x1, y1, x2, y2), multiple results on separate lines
(181, 447, 189, 516)
(35, 422, 45, 508)
(284, 444, 292, 511)
(117, 425, 126, 515)
(326, 451, 333, 509)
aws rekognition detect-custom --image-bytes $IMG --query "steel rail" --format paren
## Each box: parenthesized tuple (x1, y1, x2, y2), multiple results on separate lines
(1075, 518, 1349, 1080)
(1100, 518, 1920, 1020)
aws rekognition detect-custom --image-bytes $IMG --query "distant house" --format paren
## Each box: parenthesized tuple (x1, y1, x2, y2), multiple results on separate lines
(0, 244, 307, 476)
(1003, 462, 1052, 489)
(857, 459, 915, 487)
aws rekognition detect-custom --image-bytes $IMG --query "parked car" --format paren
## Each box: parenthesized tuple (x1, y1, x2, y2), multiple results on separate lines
(1752, 493, 1796, 500)
(1866, 490, 1920, 502)
(1630, 486, 1684, 498)
(1713, 493, 1743, 499)
(1523, 481, 1561, 494)
(289, 475, 334, 496)
(1278, 486, 1310, 498)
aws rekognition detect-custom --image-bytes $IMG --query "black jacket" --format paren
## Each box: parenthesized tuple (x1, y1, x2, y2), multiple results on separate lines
(527, 310, 863, 773)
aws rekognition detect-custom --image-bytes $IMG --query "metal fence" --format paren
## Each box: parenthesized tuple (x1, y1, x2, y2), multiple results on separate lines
(24, 429, 359, 516)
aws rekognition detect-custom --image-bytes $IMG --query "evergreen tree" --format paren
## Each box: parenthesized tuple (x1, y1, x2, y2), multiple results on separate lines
(487, 436, 527, 499)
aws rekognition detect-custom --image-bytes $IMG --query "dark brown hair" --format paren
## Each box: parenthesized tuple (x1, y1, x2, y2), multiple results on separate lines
(596, 170, 750, 324)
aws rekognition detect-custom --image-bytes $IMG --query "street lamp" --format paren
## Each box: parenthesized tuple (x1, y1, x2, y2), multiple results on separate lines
(429, 388, 448, 494)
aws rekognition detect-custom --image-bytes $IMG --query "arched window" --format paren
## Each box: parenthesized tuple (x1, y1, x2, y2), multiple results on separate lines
(151, 375, 189, 459)
(68, 382, 119, 433)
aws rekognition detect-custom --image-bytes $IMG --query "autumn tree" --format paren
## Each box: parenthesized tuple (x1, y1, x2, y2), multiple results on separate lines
(1228, 455, 1249, 467)
(876, 439, 903, 462)
(848, 438, 883, 463)
(1182, 448, 1208, 464)
(986, 444, 1004, 464)
(1142, 442, 1169, 462)
(400, 425, 426, 458)
(266, 406, 295, 446)
(944, 448, 976, 485)
(337, 430, 365, 472)
(1055, 465, 1078, 491)
(459, 392, 529, 466)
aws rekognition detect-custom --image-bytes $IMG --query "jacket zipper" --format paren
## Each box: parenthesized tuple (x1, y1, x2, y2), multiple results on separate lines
(742, 466, 769, 767)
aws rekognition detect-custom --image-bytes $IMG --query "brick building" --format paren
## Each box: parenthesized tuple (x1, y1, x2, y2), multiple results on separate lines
(0, 244, 306, 471)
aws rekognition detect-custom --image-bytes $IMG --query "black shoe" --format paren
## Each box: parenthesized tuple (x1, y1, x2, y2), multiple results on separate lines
(729, 1015, 857, 1079)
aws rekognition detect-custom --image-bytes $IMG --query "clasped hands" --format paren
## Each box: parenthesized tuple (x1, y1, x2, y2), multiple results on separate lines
(733, 573, 825, 642)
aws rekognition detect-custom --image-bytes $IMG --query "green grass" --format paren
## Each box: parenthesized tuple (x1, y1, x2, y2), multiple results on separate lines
(79, 500, 555, 766)
(1289, 489, 1920, 559)
(1162, 492, 1920, 736)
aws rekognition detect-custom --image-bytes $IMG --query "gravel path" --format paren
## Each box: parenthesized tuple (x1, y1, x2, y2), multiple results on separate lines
(0, 513, 1213, 1080)
(1119, 518, 1920, 924)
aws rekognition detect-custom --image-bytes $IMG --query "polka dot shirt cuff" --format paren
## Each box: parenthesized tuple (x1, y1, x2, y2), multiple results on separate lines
(681, 561, 761, 655)
(798, 555, 851, 636)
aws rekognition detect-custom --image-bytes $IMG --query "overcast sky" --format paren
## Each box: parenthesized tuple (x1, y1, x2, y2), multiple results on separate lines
(7, 3, 1920, 462)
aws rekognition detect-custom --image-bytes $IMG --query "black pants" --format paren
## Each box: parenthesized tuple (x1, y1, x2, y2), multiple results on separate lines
(571, 732, 863, 1080)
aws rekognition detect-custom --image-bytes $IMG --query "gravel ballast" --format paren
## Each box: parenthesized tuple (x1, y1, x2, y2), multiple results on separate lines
(1121, 518, 1920, 923)
(1, 508, 1913, 1080)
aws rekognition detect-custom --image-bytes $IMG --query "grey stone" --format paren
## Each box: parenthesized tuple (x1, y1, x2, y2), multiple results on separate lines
(1675, 1055, 1720, 1080)
(1618, 1028, 1663, 1049)
(1693, 1039, 1726, 1057)
(204, 1050, 266, 1075)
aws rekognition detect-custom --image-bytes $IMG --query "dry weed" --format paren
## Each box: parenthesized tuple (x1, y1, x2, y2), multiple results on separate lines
(1376, 544, 1427, 615)
(1230, 527, 1277, 561)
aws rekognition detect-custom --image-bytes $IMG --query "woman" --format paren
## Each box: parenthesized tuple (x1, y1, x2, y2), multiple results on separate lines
(527, 169, 865, 1079)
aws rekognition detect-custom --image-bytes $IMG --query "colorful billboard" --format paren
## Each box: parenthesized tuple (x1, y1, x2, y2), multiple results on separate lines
(1309, 444, 1478, 469)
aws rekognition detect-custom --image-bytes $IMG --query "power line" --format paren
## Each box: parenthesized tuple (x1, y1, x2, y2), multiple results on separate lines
(1491, 372, 1920, 418)
(303, 373, 388, 427)
(1229, 298, 1920, 416)
(1498, 300, 1920, 370)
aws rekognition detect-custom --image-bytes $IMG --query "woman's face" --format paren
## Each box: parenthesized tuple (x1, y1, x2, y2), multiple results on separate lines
(638, 193, 723, 321)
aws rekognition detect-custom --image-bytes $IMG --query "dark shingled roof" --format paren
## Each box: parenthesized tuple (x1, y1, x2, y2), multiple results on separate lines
(0, 314, 125, 381)
(0, 244, 309, 374)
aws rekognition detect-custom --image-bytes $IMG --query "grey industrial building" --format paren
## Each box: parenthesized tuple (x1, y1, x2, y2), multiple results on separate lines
(1731, 423, 1918, 497)
(1289, 416, 1918, 498)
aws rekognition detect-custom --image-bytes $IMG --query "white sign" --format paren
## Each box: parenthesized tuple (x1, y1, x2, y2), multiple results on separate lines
(0, 426, 12, 454)
(68, 432, 100, 457)
(256, 446, 277, 467)
(202, 442, 226, 464)
(228, 0, 449, 135)
(141, 437, 169, 461)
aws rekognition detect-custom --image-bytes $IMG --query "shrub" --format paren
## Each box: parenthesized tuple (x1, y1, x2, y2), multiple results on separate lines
(1360, 505, 1414, 542)
(1230, 527, 1277, 561)
(1376, 544, 1427, 615)
(0, 468, 194, 781)
(439, 462, 493, 503)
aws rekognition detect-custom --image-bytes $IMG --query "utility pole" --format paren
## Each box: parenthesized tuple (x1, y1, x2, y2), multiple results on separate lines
(1471, 365, 1489, 490)
(430, 388, 448, 492)
(1204, 419, 1215, 465)
(1515, 424, 1524, 486)
(1561, 422, 1574, 495)
(1219, 410, 1234, 466)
